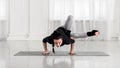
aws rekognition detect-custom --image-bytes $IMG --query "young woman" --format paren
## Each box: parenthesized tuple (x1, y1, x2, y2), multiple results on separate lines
(42, 15, 99, 55)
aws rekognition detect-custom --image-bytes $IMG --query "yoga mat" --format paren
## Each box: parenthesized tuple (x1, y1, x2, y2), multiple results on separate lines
(14, 51, 109, 56)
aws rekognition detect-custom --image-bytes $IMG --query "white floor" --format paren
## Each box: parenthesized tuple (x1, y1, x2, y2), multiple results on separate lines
(0, 40, 120, 68)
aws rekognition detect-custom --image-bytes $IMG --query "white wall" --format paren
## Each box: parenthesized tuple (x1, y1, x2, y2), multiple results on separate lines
(7, 0, 49, 40)
(0, 20, 7, 40)
(112, 0, 120, 40)
(0, 0, 8, 40)
(6, 0, 120, 40)
(105, 0, 120, 40)
(29, 0, 48, 40)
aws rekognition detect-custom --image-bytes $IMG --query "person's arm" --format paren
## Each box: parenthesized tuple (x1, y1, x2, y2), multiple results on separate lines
(43, 42, 48, 53)
(69, 43, 75, 55)
(69, 37, 75, 55)
(42, 37, 49, 55)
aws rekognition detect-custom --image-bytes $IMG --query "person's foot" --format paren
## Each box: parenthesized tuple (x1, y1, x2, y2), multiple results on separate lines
(91, 30, 99, 37)
(87, 30, 99, 37)
(95, 31, 99, 37)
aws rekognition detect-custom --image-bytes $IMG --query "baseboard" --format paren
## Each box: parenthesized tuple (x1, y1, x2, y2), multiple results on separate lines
(7, 33, 47, 40)
(0, 38, 7, 41)
(7, 34, 27, 40)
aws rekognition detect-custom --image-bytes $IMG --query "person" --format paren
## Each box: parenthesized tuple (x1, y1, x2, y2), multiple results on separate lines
(42, 15, 99, 55)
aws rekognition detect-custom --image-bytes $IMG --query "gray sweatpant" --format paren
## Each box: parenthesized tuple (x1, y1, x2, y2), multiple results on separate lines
(63, 15, 88, 38)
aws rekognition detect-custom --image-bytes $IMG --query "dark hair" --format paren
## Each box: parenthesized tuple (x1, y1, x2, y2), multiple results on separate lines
(53, 31, 62, 40)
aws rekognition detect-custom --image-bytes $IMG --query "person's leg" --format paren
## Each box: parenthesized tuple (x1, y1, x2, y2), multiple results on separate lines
(71, 30, 99, 38)
(62, 15, 92, 38)
(63, 15, 73, 31)
(61, 15, 99, 38)
(70, 32, 88, 38)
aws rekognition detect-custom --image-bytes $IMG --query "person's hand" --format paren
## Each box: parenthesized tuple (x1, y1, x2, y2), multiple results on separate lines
(69, 52, 75, 55)
(42, 51, 49, 55)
